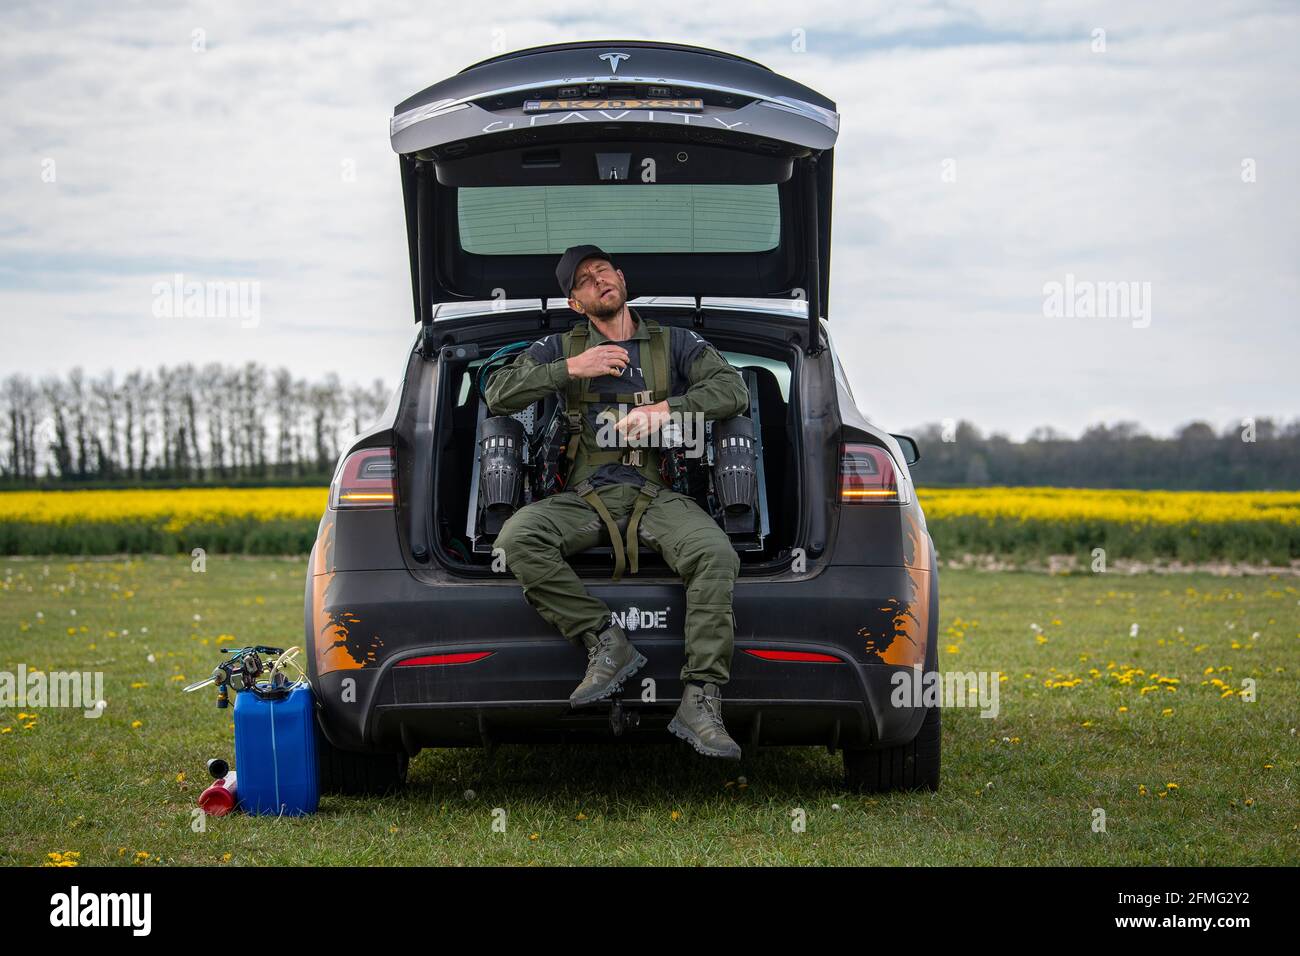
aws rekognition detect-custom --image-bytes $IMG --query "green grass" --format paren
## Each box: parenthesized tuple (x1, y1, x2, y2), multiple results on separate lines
(0, 518, 317, 556)
(928, 514, 1299, 565)
(1, 557, 1295, 866)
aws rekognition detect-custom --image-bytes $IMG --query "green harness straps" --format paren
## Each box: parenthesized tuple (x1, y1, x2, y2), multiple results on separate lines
(562, 317, 671, 580)
(623, 480, 659, 576)
(570, 478, 661, 581)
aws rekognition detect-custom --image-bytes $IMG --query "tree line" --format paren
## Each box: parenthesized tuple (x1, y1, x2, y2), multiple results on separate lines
(906, 419, 1300, 490)
(1, 364, 390, 486)
(2, 367, 1295, 491)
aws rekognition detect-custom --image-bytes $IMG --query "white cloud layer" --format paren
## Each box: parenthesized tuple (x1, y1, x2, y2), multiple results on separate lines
(1, 0, 1296, 438)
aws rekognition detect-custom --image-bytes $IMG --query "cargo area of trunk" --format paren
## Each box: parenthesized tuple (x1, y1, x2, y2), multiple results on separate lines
(422, 311, 803, 578)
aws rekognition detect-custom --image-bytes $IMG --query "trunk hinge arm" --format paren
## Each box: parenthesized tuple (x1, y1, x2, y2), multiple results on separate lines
(693, 295, 704, 329)
(415, 160, 438, 359)
(803, 154, 825, 356)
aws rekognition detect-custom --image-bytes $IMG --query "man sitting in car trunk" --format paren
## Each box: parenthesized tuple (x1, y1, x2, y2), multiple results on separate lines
(484, 244, 751, 760)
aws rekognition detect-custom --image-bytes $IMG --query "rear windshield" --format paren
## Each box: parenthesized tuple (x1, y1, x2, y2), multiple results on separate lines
(457, 184, 780, 255)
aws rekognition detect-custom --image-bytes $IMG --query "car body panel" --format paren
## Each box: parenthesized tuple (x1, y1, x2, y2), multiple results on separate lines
(307, 559, 935, 754)
(391, 40, 837, 155)
(393, 40, 835, 333)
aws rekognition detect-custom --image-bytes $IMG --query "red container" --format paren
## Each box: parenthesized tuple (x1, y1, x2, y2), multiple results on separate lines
(198, 772, 238, 816)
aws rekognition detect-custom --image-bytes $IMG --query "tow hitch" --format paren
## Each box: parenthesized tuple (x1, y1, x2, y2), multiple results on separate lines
(609, 699, 640, 737)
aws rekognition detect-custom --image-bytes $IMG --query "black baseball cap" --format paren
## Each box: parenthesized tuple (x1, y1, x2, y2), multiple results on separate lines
(556, 244, 616, 297)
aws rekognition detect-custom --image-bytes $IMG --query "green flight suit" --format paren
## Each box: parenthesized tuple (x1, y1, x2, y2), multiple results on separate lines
(484, 310, 750, 686)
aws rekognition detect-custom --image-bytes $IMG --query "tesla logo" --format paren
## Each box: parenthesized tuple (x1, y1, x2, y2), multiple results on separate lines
(611, 606, 668, 631)
(599, 52, 630, 74)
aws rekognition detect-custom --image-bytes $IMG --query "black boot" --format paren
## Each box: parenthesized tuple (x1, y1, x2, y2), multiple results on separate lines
(569, 623, 647, 708)
(668, 682, 742, 760)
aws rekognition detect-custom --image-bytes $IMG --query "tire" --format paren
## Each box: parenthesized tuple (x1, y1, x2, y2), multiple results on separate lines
(315, 709, 409, 796)
(842, 705, 941, 793)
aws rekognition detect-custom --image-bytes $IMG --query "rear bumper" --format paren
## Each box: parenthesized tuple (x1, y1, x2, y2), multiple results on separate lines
(308, 564, 935, 753)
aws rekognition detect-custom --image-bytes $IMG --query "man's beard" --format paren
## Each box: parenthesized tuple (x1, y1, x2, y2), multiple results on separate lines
(588, 285, 626, 319)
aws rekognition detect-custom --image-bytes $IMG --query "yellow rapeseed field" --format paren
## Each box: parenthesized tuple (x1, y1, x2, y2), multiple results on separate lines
(916, 487, 1300, 527)
(0, 485, 1296, 559)
(0, 488, 329, 554)
(0, 488, 327, 531)
(4, 486, 1293, 527)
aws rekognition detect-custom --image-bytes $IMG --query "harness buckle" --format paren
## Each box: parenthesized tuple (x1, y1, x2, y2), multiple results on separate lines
(632, 389, 653, 406)
(620, 449, 643, 467)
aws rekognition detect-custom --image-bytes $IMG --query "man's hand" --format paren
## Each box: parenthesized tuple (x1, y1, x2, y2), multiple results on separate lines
(614, 400, 671, 444)
(567, 344, 631, 380)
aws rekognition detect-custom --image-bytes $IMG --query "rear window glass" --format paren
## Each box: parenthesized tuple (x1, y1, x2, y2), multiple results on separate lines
(458, 184, 780, 255)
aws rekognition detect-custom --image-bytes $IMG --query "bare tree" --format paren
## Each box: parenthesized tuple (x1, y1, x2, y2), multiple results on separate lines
(198, 363, 227, 479)
(1, 375, 42, 482)
(41, 377, 73, 479)
(310, 373, 342, 473)
(272, 367, 295, 478)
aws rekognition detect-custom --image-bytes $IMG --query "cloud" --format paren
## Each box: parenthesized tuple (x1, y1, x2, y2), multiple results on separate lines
(0, 0, 1296, 438)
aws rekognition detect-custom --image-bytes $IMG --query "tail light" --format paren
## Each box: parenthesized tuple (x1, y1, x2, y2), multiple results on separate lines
(397, 652, 493, 667)
(839, 442, 906, 504)
(329, 448, 396, 510)
(745, 649, 843, 664)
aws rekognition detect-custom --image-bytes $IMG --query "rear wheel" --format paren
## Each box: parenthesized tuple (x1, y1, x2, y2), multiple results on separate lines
(315, 710, 409, 796)
(842, 706, 941, 793)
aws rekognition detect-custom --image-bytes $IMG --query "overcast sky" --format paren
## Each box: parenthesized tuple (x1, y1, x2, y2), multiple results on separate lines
(1, 0, 1295, 439)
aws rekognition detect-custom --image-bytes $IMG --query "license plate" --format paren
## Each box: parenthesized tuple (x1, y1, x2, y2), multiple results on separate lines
(523, 98, 703, 112)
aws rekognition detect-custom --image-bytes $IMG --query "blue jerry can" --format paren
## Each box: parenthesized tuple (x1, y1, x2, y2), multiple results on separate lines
(233, 682, 320, 816)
